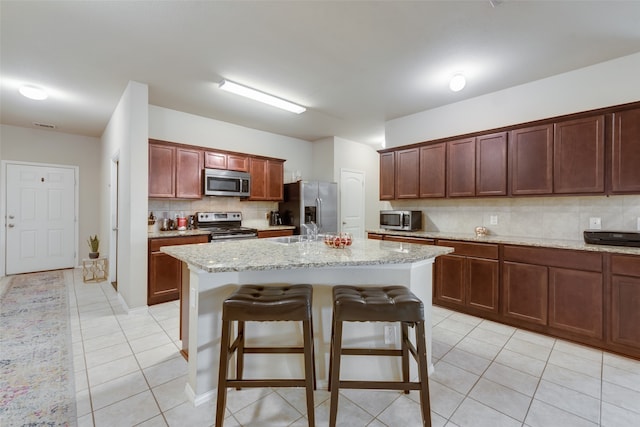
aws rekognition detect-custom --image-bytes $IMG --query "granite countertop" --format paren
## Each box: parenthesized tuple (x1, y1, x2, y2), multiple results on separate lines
(148, 229, 211, 239)
(367, 229, 640, 256)
(160, 237, 454, 273)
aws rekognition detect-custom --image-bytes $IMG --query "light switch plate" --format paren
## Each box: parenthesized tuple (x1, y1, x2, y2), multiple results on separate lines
(490, 215, 498, 225)
(589, 217, 602, 230)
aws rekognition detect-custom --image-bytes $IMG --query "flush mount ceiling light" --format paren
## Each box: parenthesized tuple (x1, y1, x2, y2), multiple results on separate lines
(219, 79, 306, 114)
(449, 74, 466, 92)
(19, 85, 49, 100)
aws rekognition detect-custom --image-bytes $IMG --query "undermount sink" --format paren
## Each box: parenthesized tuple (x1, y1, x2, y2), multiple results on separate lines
(267, 235, 305, 244)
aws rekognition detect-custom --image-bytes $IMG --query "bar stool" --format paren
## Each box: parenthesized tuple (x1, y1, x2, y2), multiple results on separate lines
(215, 284, 316, 427)
(328, 285, 431, 427)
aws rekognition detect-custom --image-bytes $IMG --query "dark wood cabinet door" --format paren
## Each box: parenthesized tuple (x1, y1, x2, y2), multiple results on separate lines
(548, 267, 603, 339)
(249, 157, 267, 200)
(148, 252, 182, 305)
(610, 274, 640, 350)
(380, 152, 395, 200)
(467, 257, 499, 313)
(395, 148, 420, 198)
(447, 138, 476, 197)
(611, 108, 640, 193)
(435, 255, 466, 306)
(510, 125, 553, 195)
(204, 151, 227, 169)
(266, 160, 284, 201)
(149, 143, 176, 198)
(554, 115, 605, 194)
(476, 132, 508, 196)
(419, 143, 446, 198)
(175, 147, 203, 199)
(502, 261, 548, 325)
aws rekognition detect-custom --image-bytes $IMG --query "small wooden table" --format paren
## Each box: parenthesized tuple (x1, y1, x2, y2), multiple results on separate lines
(82, 257, 108, 283)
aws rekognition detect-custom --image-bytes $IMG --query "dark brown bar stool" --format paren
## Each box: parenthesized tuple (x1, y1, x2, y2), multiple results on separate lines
(215, 284, 316, 427)
(328, 285, 431, 427)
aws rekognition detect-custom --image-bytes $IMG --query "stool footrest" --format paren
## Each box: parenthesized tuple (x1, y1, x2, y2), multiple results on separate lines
(243, 347, 304, 354)
(227, 379, 308, 388)
(339, 380, 423, 391)
(341, 348, 403, 357)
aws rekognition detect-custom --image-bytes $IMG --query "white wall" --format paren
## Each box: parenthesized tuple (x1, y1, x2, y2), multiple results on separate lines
(0, 124, 101, 274)
(101, 81, 149, 310)
(386, 52, 640, 148)
(149, 106, 314, 184)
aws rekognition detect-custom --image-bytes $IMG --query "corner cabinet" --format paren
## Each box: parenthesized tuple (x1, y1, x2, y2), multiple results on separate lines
(248, 157, 284, 201)
(148, 235, 209, 305)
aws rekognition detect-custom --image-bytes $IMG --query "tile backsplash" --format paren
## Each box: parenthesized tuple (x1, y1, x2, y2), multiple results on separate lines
(386, 195, 640, 241)
(148, 198, 278, 229)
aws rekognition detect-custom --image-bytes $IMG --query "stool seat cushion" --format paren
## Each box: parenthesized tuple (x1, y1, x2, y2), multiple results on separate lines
(333, 285, 424, 322)
(223, 284, 312, 321)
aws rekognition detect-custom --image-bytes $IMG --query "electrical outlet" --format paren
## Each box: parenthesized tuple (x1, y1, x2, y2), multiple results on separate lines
(490, 215, 498, 225)
(265, 212, 270, 220)
(384, 325, 396, 345)
(589, 217, 602, 230)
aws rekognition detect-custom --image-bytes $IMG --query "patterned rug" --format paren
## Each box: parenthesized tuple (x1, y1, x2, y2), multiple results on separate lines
(0, 270, 76, 426)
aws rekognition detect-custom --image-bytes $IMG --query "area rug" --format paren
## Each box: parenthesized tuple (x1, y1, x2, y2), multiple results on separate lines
(0, 270, 77, 426)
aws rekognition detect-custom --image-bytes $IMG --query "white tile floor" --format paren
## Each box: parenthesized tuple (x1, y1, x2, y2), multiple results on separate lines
(65, 268, 640, 427)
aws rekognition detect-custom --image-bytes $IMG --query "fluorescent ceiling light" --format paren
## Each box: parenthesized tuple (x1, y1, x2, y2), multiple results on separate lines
(19, 85, 48, 100)
(219, 79, 306, 114)
(449, 74, 466, 92)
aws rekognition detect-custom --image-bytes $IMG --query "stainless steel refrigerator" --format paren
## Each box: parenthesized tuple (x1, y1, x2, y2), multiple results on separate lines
(279, 181, 338, 235)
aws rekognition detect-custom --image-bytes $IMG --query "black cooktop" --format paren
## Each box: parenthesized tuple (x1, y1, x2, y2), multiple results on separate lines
(583, 230, 640, 247)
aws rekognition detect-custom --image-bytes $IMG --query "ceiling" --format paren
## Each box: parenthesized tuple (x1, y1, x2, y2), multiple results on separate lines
(2, 1, 640, 146)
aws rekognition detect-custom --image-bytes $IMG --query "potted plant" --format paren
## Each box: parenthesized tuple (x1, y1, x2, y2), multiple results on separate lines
(87, 235, 100, 259)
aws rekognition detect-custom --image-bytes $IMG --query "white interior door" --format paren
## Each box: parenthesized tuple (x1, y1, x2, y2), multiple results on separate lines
(340, 168, 365, 238)
(5, 163, 76, 274)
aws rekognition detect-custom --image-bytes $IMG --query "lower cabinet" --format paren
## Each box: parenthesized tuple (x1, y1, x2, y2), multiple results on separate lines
(609, 254, 640, 354)
(148, 235, 209, 305)
(435, 240, 499, 315)
(257, 229, 294, 239)
(502, 245, 604, 343)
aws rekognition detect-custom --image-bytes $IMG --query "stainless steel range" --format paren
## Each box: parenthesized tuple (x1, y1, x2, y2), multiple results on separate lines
(195, 212, 257, 241)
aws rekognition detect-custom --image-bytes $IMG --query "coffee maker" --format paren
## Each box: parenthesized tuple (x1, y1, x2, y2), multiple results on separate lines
(269, 211, 283, 226)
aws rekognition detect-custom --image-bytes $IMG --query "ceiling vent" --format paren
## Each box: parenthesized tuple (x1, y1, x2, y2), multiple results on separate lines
(33, 122, 57, 130)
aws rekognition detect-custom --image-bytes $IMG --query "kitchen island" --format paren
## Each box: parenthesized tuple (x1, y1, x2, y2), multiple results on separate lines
(161, 237, 453, 406)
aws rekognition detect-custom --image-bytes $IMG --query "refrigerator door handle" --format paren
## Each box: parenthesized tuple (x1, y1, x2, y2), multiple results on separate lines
(316, 197, 322, 229)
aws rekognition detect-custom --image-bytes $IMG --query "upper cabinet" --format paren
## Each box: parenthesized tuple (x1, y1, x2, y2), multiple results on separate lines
(554, 115, 605, 194)
(379, 152, 395, 200)
(611, 108, 640, 193)
(248, 157, 284, 201)
(419, 143, 446, 198)
(395, 148, 420, 198)
(204, 150, 249, 172)
(149, 141, 202, 199)
(380, 102, 640, 200)
(509, 124, 553, 195)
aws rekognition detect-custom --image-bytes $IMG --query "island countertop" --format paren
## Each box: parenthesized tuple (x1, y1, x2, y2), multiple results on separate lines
(160, 237, 454, 272)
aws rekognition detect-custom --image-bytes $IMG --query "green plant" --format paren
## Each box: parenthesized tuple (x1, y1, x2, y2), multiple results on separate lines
(87, 235, 100, 252)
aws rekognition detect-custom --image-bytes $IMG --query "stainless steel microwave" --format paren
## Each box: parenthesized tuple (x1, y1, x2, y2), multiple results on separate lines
(204, 168, 251, 197)
(379, 210, 422, 231)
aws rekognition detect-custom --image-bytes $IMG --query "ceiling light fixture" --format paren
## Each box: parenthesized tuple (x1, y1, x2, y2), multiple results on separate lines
(218, 79, 306, 114)
(19, 85, 49, 100)
(449, 74, 466, 92)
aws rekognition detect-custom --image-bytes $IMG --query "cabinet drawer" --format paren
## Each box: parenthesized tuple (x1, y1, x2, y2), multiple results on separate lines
(503, 245, 602, 272)
(257, 229, 294, 239)
(384, 235, 435, 245)
(611, 254, 640, 277)
(436, 240, 498, 259)
(149, 235, 209, 252)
